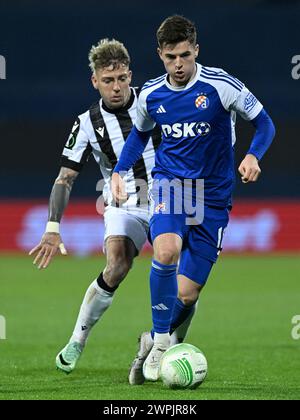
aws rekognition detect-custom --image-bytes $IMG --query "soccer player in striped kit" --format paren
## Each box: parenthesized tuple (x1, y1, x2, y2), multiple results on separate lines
(112, 16, 276, 382)
(29, 39, 164, 373)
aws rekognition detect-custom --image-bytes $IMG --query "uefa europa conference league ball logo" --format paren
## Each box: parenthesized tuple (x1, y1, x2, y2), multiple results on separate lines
(0, 55, 6, 80)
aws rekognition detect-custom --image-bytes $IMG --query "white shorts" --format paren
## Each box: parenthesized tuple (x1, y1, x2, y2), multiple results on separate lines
(103, 206, 150, 253)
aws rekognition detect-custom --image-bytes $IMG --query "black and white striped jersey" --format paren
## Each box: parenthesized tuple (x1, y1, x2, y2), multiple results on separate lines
(61, 87, 161, 210)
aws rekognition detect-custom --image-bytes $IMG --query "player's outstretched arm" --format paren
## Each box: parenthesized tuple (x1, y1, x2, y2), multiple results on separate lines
(29, 167, 79, 269)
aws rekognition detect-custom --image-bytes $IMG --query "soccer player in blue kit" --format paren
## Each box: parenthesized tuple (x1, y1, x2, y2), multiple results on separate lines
(112, 15, 275, 383)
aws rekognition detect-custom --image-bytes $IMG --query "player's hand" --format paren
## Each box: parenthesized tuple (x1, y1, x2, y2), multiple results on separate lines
(238, 154, 261, 184)
(29, 232, 67, 269)
(111, 172, 128, 204)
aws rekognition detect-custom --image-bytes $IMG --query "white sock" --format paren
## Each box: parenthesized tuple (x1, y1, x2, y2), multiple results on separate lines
(170, 301, 198, 346)
(70, 279, 114, 346)
(154, 332, 170, 348)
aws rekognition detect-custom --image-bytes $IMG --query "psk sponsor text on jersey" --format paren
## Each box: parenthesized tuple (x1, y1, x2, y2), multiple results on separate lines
(161, 122, 211, 138)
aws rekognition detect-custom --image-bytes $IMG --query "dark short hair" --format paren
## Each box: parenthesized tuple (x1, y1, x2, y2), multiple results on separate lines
(157, 15, 197, 48)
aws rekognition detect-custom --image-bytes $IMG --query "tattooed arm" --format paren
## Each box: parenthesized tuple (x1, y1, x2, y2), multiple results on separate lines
(48, 167, 79, 222)
(29, 167, 79, 269)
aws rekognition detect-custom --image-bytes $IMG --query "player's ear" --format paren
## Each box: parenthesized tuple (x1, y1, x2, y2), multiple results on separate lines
(194, 44, 199, 58)
(157, 47, 163, 60)
(91, 73, 98, 89)
(127, 70, 132, 84)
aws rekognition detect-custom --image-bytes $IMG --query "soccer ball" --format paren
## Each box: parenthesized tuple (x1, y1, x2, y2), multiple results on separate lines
(159, 343, 208, 389)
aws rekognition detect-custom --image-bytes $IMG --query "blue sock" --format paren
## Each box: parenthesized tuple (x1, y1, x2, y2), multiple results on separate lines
(169, 298, 196, 335)
(151, 298, 197, 339)
(150, 260, 178, 334)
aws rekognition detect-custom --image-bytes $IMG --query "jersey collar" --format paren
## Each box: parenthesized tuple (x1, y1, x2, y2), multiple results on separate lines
(165, 63, 202, 91)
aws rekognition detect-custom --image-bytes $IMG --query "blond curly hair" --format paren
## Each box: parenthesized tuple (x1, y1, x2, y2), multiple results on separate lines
(88, 38, 130, 73)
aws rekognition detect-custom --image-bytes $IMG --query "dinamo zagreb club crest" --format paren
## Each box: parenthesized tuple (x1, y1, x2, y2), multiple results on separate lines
(155, 202, 166, 213)
(195, 95, 209, 110)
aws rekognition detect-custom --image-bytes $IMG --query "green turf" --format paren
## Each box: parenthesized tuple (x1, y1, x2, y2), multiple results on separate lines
(0, 253, 299, 400)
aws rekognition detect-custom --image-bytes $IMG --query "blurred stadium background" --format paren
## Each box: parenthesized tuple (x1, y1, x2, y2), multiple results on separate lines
(0, 0, 299, 255)
(1, 0, 300, 401)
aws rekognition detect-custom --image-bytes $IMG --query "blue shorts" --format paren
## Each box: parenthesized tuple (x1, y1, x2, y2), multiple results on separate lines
(149, 181, 230, 285)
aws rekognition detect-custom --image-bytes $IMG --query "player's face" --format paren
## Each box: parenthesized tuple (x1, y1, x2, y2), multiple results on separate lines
(92, 64, 132, 109)
(158, 41, 199, 87)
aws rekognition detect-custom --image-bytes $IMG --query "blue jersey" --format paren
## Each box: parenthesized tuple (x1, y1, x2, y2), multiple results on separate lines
(135, 63, 263, 207)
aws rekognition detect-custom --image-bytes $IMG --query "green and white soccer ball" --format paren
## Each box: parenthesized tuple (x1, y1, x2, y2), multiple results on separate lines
(159, 343, 208, 389)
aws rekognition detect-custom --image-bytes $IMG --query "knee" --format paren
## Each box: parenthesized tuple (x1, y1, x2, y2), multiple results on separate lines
(104, 258, 133, 288)
(154, 248, 179, 266)
(179, 294, 198, 307)
(178, 288, 201, 307)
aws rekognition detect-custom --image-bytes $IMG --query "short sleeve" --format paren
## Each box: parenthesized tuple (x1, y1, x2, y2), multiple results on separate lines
(201, 67, 263, 121)
(135, 90, 156, 132)
(61, 116, 92, 171)
(230, 87, 263, 121)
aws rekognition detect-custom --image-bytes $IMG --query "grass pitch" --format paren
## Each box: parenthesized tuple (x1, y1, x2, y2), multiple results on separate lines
(0, 253, 299, 400)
